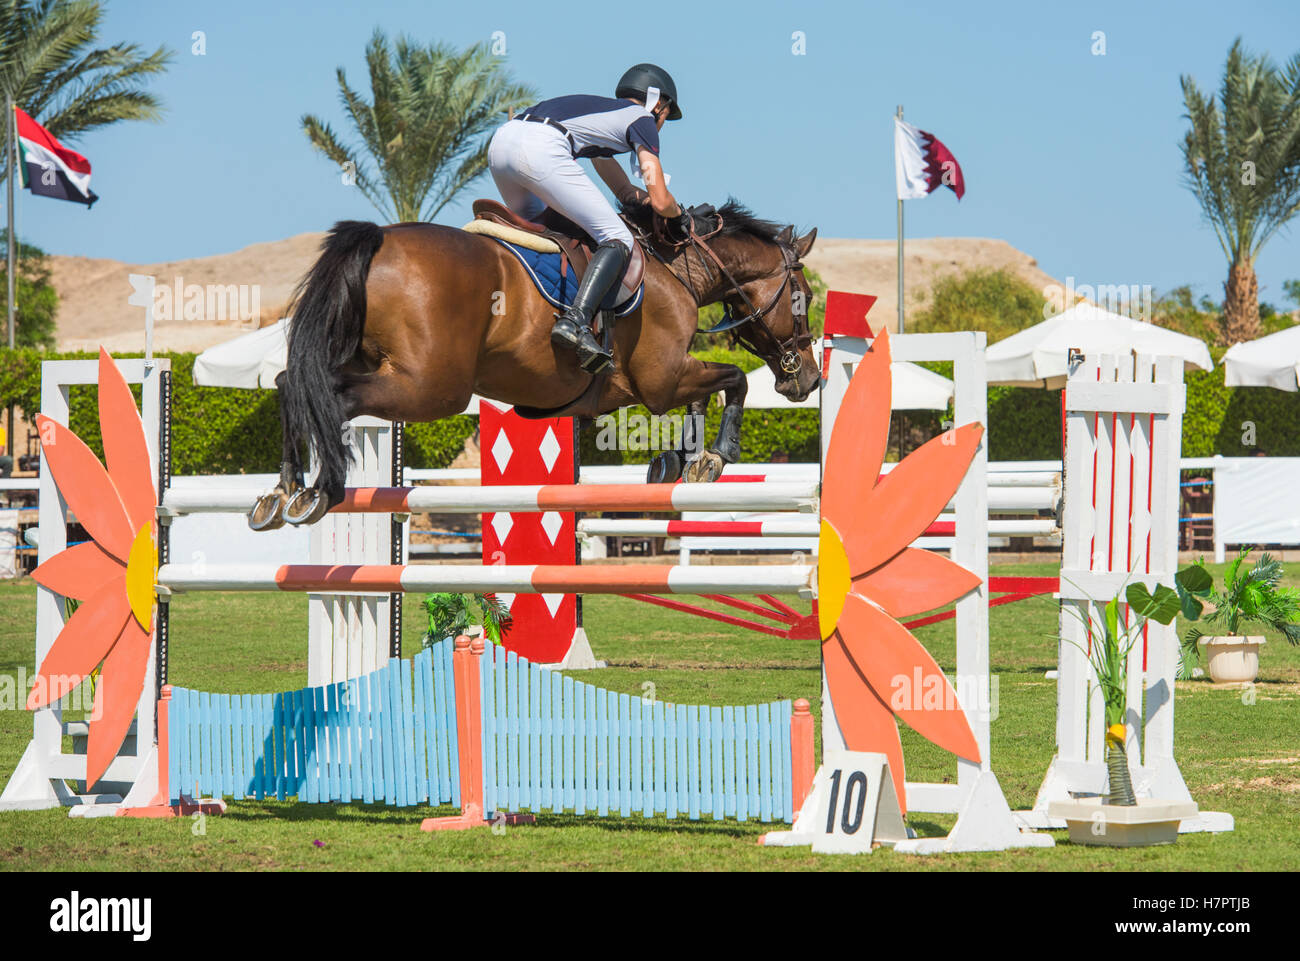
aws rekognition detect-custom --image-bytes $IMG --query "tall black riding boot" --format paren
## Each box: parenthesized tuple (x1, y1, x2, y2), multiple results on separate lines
(549, 240, 630, 374)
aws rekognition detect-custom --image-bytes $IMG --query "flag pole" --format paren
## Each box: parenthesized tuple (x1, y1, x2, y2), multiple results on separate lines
(6, 94, 14, 349)
(5, 95, 13, 468)
(896, 105, 904, 334)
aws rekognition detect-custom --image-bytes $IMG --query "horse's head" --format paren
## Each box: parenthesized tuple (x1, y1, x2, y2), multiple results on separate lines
(716, 222, 820, 402)
(649, 201, 819, 402)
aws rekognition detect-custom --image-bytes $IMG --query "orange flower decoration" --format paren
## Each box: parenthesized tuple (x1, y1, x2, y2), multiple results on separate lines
(818, 329, 984, 815)
(26, 349, 158, 789)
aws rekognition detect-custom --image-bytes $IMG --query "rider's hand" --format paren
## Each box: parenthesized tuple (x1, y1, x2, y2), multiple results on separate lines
(617, 185, 651, 208)
(672, 207, 693, 237)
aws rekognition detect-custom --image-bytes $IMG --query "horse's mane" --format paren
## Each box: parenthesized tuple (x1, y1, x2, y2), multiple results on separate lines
(621, 197, 788, 244)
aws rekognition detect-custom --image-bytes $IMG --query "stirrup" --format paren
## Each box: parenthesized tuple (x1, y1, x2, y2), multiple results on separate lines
(577, 329, 613, 374)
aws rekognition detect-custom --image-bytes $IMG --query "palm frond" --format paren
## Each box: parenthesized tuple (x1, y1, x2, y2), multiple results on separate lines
(0, 0, 172, 187)
(302, 30, 535, 223)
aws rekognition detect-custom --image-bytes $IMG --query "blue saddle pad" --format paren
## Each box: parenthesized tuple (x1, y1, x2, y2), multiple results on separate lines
(490, 238, 643, 317)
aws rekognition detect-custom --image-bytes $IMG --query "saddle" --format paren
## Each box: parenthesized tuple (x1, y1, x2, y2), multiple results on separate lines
(467, 199, 645, 306)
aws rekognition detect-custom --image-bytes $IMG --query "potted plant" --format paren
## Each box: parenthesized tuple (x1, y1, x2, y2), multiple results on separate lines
(421, 592, 512, 648)
(1175, 549, 1300, 685)
(1048, 580, 1199, 846)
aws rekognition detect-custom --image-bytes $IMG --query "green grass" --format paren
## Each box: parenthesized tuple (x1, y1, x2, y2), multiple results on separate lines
(1, 559, 1297, 871)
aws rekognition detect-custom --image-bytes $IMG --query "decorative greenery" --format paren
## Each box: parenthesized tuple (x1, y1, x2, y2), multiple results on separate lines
(301, 31, 534, 223)
(421, 592, 512, 646)
(1059, 580, 1182, 805)
(1179, 38, 1300, 345)
(1174, 549, 1300, 676)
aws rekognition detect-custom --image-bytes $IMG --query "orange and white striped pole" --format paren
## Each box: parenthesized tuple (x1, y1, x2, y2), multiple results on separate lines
(156, 562, 817, 596)
(160, 481, 819, 516)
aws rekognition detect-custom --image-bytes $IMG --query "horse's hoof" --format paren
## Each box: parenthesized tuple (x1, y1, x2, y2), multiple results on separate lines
(646, 450, 684, 484)
(248, 490, 287, 532)
(284, 487, 331, 526)
(684, 450, 725, 483)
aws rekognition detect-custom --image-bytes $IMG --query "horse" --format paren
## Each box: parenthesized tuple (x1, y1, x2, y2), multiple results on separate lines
(249, 199, 821, 530)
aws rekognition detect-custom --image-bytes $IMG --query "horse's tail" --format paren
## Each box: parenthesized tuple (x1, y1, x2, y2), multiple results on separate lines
(282, 220, 385, 503)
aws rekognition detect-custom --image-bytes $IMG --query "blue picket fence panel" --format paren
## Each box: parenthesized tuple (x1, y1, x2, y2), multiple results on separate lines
(166, 637, 794, 824)
(478, 643, 794, 823)
(168, 639, 460, 808)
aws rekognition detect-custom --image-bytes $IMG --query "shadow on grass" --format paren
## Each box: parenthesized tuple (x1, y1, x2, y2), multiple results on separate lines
(210, 799, 793, 839)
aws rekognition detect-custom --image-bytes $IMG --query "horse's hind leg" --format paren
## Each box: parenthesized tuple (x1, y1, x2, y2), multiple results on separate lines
(641, 360, 747, 484)
(249, 371, 306, 531)
(646, 398, 705, 483)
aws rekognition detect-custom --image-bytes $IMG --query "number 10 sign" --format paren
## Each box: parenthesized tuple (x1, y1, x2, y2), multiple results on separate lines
(800, 751, 907, 854)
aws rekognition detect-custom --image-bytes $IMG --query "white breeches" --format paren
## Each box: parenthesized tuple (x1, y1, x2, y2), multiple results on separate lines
(487, 119, 633, 251)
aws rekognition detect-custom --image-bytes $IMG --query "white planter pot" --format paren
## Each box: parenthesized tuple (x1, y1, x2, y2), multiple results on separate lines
(1198, 635, 1265, 684)
(1048, 798, 1199, 847)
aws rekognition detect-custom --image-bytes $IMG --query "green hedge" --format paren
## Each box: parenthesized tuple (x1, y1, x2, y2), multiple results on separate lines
(1185, 366, 1300, 457)
(0, 349, 476, 473)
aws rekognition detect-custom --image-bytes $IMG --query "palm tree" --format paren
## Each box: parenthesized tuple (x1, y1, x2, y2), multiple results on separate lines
(302, 30, 535, 223)
(1180, 38, 1300, 345)
(0, 0, 172, 157)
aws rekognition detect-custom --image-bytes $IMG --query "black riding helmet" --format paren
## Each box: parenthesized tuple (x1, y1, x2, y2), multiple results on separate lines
(615, 63, 682, 120)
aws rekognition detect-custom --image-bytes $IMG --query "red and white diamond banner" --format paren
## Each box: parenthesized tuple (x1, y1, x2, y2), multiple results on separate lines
(479, 400, 578, 663)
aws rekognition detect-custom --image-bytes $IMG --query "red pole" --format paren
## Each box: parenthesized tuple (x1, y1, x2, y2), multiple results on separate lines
(422, 635, 533, 831)
(118, 684, 226, 818)
(790, 698, 815, 820)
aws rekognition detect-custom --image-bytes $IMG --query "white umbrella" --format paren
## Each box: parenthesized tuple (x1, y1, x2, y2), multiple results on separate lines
(747, 349, 954, 411)
(193, 319, 486, 413)
(986, 302, 1214, 387)
(1223, 324, 1300, 392)
(192, 318, 289, 388)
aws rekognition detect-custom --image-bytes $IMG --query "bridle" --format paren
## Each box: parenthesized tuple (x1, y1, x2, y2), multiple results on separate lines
(633, 212, 813, 375)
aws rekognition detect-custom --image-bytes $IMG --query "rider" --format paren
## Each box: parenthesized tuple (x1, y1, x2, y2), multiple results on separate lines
(487, 63, 688, 374)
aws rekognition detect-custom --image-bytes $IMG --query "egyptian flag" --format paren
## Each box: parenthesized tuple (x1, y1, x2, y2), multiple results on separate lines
(14, 107, 98, 207)
(894, 117, 964, 201)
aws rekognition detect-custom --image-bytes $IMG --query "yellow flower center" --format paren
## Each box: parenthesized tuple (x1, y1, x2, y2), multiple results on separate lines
(125, 523, 157, 630)
(818, 519, 850, 641)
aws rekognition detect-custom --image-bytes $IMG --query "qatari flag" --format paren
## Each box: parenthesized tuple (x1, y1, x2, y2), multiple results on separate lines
(894, 117, 964, 201)
(14, 107, 98, 207)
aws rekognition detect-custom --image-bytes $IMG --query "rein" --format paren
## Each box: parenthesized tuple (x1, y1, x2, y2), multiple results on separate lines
(632, 212, 813, 375)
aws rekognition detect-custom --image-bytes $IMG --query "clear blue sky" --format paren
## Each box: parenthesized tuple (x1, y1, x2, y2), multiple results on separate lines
(16, 0, 1300, 309)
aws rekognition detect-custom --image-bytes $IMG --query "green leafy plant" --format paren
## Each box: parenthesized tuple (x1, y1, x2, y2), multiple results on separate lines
(1174, 548, 1300, 677)
(421, 592, 512, 646)
(1060, 580, 1181, 805)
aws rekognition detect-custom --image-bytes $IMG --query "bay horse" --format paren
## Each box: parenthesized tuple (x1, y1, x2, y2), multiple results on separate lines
(249, 200, 820, 529)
